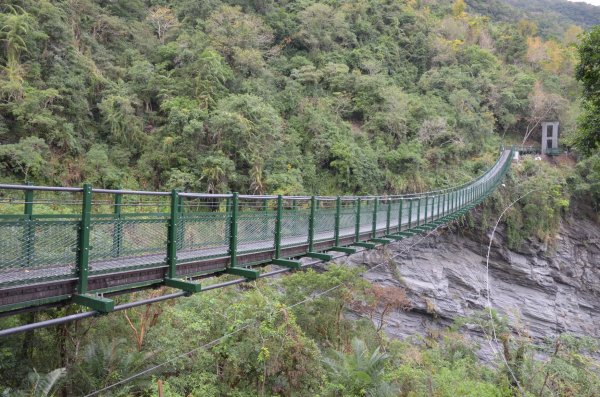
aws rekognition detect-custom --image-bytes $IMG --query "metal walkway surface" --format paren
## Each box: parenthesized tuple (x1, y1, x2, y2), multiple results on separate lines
(0, 148, 513, 315)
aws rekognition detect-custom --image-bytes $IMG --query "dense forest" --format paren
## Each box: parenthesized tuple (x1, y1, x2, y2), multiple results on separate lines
(0, 0, 588, 197)
(1, 0, 599, 395)
(468, 0, 600, 37)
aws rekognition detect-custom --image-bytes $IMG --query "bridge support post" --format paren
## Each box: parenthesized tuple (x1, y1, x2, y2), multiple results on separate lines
(112, 190, 123, 258)
(331, 196, 354, 254)
(386, 198, 391, 235)
(355, 197, 361, 242)
(398, 198, 403, 232)
(22, 182, 34, 268)
(308, 195, 316, 252)
(224, 193, 258, 279)
(334, 196, 341, 246)
(408, 199, 413, 229)
(165, 189, 201, 294)
(73, 184, 114, 313)
(371, 197, 378, 238)
(272, 195, 302, 270)
(275, 195, 283, 259)
(304, 196, 332, 261)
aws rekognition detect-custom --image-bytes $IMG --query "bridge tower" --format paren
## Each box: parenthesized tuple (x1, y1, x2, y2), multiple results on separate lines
(541, 121, 559, 155)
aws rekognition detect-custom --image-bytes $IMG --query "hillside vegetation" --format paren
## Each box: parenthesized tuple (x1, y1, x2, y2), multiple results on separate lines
(0, 0, 583, 197)
(1, 1, 600, 396)
(468, 0, 600, 37)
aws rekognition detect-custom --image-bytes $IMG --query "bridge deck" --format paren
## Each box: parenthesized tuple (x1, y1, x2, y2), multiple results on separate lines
(0, 149, 512, 314)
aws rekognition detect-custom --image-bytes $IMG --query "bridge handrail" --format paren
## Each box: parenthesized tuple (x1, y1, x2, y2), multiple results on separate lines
(0, 147, 511, 202)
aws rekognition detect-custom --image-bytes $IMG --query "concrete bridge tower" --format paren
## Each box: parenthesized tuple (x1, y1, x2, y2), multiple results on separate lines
(541, 121, 559, 155)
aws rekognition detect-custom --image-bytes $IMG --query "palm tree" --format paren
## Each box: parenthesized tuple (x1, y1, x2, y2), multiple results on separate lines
(323, 338, 396, 397)
(27, 368, 66, 397)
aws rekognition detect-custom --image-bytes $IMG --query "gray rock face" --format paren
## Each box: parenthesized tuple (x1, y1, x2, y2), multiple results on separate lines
(341, 209, 600, 345)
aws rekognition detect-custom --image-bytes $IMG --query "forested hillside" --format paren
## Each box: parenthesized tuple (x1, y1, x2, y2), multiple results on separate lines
(1, 1, 600, 396)
(468, 0, 600, 37)
(0, 0, 583, 197)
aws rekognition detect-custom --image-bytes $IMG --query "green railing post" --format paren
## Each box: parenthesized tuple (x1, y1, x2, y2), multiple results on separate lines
(386, 198, 391, 234)
(163, 190, 201, 293)
(77, 184, 92, 295)
(23, 182, 34, 268)
(424, 196, 428, 225)
(355, 198, 361, 242)
(112, 191, 123, 258)
(437, 194, 441, 220)
(177, 194, 184, 250)
(166, 189, 179, 280)
(308, 196, 316, 252)
(229, 193, 239, 268)
(416, 197, 421, 226)
(72, 184, 114, 312)
(275, 194, 283, 259)
(398, 198, 403, 231)
(408, 199, 413, 229)
(371, 197, 378, 238)
(334, 196, 341, 246)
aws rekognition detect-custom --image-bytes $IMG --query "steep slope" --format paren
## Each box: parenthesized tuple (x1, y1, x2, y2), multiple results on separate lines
(468, 0, 600, 37)
(345, 201, 599, 357)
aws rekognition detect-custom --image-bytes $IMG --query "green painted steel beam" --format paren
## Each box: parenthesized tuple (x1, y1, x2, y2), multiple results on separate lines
(397, 231, 416, 237)
(226, 267, 260, 280)
(112, 190, 123, 258)
(305, 252, 333, 261)
(166, 190, 179, 280)
(272, 258, 301, 269)
(0, 295, 71, 314)
(353, 242, 376, 249)
(229, 193, 239, 268)
(334, 196, 341, 246)
(371, 197, 378, 238)
(354, 197, 361, 242)
(72, 294, 114, 313)
(23, 182, 34, 268)
(308, 196, 316, 252)
(165, 278, 202, 294)
(76, 184, 92, 295)
(384, 234, 405, 241)
(329, 246, 357, 254)
(370, 238, 392, 244)
(275, 195, 283, 259)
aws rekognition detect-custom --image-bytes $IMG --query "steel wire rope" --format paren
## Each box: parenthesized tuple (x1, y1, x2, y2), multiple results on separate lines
(482, 188, 543, 397)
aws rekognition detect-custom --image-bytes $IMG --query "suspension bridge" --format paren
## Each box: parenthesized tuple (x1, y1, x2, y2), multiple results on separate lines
(0, 147, 514, 332)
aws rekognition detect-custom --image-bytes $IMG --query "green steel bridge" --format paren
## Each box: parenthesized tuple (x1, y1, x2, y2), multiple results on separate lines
(0, 148, 514, 331)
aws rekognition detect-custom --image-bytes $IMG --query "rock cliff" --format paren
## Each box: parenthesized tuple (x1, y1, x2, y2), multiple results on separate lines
(342, 205, 600, 347)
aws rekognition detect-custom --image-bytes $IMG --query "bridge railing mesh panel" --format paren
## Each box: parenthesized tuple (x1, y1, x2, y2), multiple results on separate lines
(238, 198, 277, 254)
(89, 217, 168, 274)
(86, 193, 171, 275)
(177, 197, 230, 263)
(0, 189, 83, 287)
(279, 198, 309, 248)
(388, 200, 400, 230)
(339, 200, 357, 238)
(359, 200, 373, 234)
(314, 199, 336, 242)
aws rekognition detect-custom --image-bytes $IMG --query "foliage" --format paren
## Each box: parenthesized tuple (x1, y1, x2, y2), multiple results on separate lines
(2, 261, 599, 396)
(0, 0, 582, 199)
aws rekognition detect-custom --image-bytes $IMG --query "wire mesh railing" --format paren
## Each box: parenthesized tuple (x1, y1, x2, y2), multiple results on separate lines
(0, 148, 513, 313)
